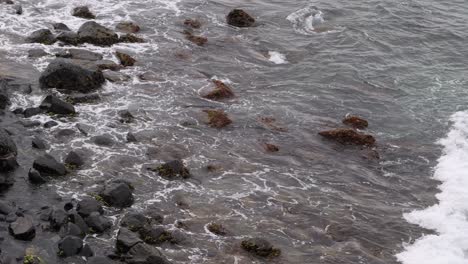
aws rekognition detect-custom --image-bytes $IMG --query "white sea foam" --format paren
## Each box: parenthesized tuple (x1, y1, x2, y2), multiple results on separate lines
(268, 51, 288, 64)
(397, 110, 468, 264)
(286, 5, 324, 35)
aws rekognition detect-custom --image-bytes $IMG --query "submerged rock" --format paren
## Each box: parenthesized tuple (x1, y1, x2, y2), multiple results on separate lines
(119, 33, 144, 43)
(226, 9, 255, 27)
(139, 225, 172, 245)
(31, 137, 48, 150)
(32, 154, 67, 176)
(72, 6, 95, 19)
(150, 160, 190, 180)
(25, 29, 56, 44)
(92, 135, 115, 147)
(207, 222, 227, 236)
(116, 21, 140, 33)
(28, 48, 49, 58)
(56, 49, 103, 61)
(127, 243, 171, 264)
(0, 129, 18, 172)
(103, 70, 131, 83)
(263, 143, 279, 152)
(184, 19, 201, 29)
(318, 128, 375, 146)
(65, 151, 85, 168)
(9, 216, 35, 241)
(203, 109, 232, 128)
(23, 107, 43, 118)
(241, 238, 281, 257)
(40, 95, 76, 115)
(39, 59, 105, 93)
(342, 115, 369, 129)
(99, 180, 134, 208)
(184, 31, 207, 46)
(116, 51, 136, 67)
(77, 21, 119, 46)
(202, 80, 234, 100)
(67, 93, 101, 104)
(88, 256, 117, 264)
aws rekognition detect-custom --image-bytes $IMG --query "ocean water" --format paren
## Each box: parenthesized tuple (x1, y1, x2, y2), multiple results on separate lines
(0, 0, 467, 263)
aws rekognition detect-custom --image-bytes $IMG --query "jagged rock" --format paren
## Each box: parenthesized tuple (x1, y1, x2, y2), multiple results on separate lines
(184, 19, 201, 29)
(32, 154, 67, 176)
(77, 197, 103, 217)
(0, 129, 18, 172)
(85, 212, 111, 233)
(226, 9, 255, 27)
(115, 51, 136, 67)
(99, 180, 134, 208)
(25, 29, 56, 44)
(116, 21, 140, 33)
(77, 21, 119, 46)
(121, 212, 150, 232)
(342, 115, 369, 129)
(9, 216, 35, 240)
(56, 31, 81, 45)
(39, 59, 105, 93)
(318, 128, 375, 146)
(31, 137, 47, 150)
(202, 80, 234, 100)
(116, 227, 142, 253)
(241, 238, 281, 257)
(40, 95, 76, 115)
(28, 49, 49, 58)
(65, 151, 84, 168)
(58, 236, 83, 257)
(149, 160, 190, 180)
(81, 244, 94, 257)
(52, 23, 71, 31)
(28, 168, 46, 184)
(72, 6, 95, 19)
(203, 109, 232, 128)
(92, 135, 115, 147)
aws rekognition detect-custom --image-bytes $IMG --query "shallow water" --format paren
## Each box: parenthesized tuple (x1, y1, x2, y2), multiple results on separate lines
(0, 0, 467, 263)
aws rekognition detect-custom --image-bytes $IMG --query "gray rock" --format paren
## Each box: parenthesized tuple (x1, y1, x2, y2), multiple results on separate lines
(57, 49, 103, 61)
(28, 168, 46, 184)
(52, 23, 71, 31)
(64, 151, 84, 168)
(77, 21, 119, 46)
(0, 129, 18, 172)
(25, 29, 56, 44)
(56, 31, 81, 45)
(226, 9, 255, 28)
(77, 197, 103, 217)
(28, 49, 49, 58)
(85, 212, 111, 233)
(40, 95, 76, 115)
(9, 216, 35, 240)
(58, 235, 83, 257)
(128, 243, 171, 264)
(102, 70, 130, 83)
(100, 180, 134, 208)
(32, 154, 66, 176)
(116, 227, 142, 253)
(32, 137, 48, 150)
(72, 6, 95, 19)
(92, 135, 115, 147)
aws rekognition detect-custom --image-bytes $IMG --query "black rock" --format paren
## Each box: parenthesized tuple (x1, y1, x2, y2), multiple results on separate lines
(85, 212, 111, 233)
(99, 180, 134, 208)
(81, 244, 94, 257)
(14, 4, 21, 15)
(59, 222, 85, 238)
(12, 108, 23, 115)
(9, 216, 35, 240)
(0, 201, 14, 215)
(127, 242, 171, 264)
(33, 154, 67, 176)
(88, 256, 117, 264)
(118, 110, 134, 123)
(53, 23, 71, 31)
(25, 29, 56, 44)
(44, 120, 59, 128)
(22, 120, 42, 128)
(77, 21, 119, 46)
(126, 132, 137, 143)
(151, 160, 190, 180)
(56, 31, 81, 45)
(92, 135, 115, 147)
(40, 95, 76, 115)
(67, 93, 100, 104)
(6, 212, 17, 222)
(50, 208, 68, 230)
(68, 212, 88, 235)
(23, 107, 43, 118)
(39, 59, 105, 93)
(64, 151, 85, 168)
(121, 212, 150, 232)
(241, 237, 281, 257)
(32, 137, 48, 150)
(0, 129, 18, 172)
(72, 6, 95, 19)
(58, 235, 83, 257)
(0, 92, 9, 110)
(138, 225, 172, 245)
(116, 227, 142, 253)
(226, 9, 255, 27)
(28, 168, 46, 184)
(55, 129, 76, 138)
(77, 197, 103, 217)
(28, 48, 49, 58)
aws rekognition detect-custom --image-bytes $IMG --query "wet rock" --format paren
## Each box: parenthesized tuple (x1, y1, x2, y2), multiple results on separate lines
(202, 80, 234, 100)
(127, 242, 170, 264)
(116, 51, 136, 67)
(77, 21, 119, 46)
(318, 128, 375, 146)
(53, 23, 71, 31)
(184, 31, 207, 46)
(58, 235, 83, 257)
(12, 108, 23, 114)
(116, 227, 142, 253)
(67, 93, 101, 104)
(126, 132, 137, 143)
(31, 137, 47, 150)
(0, 129, 18, 172)
(28, 168, 46, 184)
(14, 4, 21, 15)
(0, 201, 14, 215)
(149, 160, 190, 180)
(184, 19, 201, 29)
(226, 9, 255, 27)
(139, 225, 172, 245)
(9, 216, 35, 240)
(119, 33, 144, 43)
(44, 120, 58, 128)
(85, 212, 112, 233)
(88, 256, 117, 264)
(99, 180, 134, 208)
(342, 115, 369, 129)
(0, 92, 9, 110)
(50, 208, 68, 230)
(263, 143, 279, 152)
(55, 129, 76, 138)
(0, 0, 14, 4)
(28, 49, 49, 58)
(77, 197, 103, 217)
(23, 107, 43, 118)
(92, 135, 115, 147)
(121, 212, 150, 232)
(6, 212, 17, 222)
(118, 110, 134, 123)
(65, 151, 84, 168)
(116, 21, 140, 33)
(241, 238, 281, 257)
(56, 31, 81, 45)
(22, 120, 42, 128)
(203, 109, 232, 128)
(59, 222, 85, 238)
(81, 244, 94, 257)
(57, 49, 103, 61)
(145, 211, 163, 224)
(40, 59, 105, 93)
(207, 223, 227, 236)
(72, 6, 96, 19)
(40, 95, 76, 115)
(68, 212, 88, 235)
(25, 29, 56, 45)
(32, 154, 67, 176)
(103, 70, 131, 83)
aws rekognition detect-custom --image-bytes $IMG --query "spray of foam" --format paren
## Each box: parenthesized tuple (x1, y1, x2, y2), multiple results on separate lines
(396, 110, 468, 264)
(268, 51, 288, 64)
(286, 5, 324, 35)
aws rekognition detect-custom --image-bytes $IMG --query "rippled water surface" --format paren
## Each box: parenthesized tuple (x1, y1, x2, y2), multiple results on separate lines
(0, 0, 467, 263)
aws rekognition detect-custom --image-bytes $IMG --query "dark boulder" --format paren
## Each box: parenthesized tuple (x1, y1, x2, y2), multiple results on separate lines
(28, 48, 49, 58)
(85, 212, 112, 233)
(59, 222, 85, 238)
(14, 4, 21, 14)
(39, 59, 105, 93)
(28, 168, 46, 184)
(55, 129, 76, 139)
(64, 151, 85, 168)
(40, 95, 76, 115)
(0, 201, 14, 215)
(56, 31, 81, 45)
(184, 31, 207, 46)
(126, 132, 137, 143)
(0, 129, 18, 172)
(318, 128, 375, 146)
(119, 33, 144, 43)
(226, 9, 255, 27)
(81, 244, 94, 257)
(138, 225, 172, 245)
(116, 21, 140, 33)
(33, 154, 67, 176)
(116, 227, 142, 253)
(0, 92, 9, 110)
(77, 21, 119, 46)
(72, 6, 95, 19)
(68, 212, 89, 235)
(9, 216, 35, 240)
(23, 107, 43, 118)
(207, 222, 227, 236)
(50, 208, 68, 230)
(76, 197, 103, 217)
(203, 109, 232, 128)
(52, 23, 71, 31)
(241, 238, 281, 257)
(115, 51, 136, 67)
(127, 243, 171, 264)
(342, 115, 369, 129)
(263, 143, 279, 152)
(25, 29, 56, 44)
(121, 212, 150, 232)
(99, 180, 134, 208)
(58, 235, 83, 257)
(44, 120, 59, 128)
(149, 160, 190, 180)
